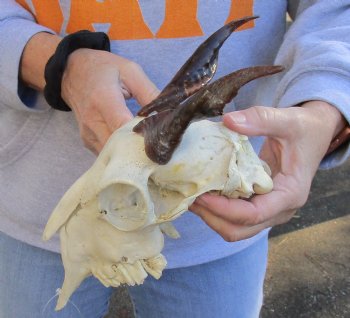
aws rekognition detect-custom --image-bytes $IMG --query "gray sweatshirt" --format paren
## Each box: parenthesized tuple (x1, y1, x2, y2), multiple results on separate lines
(0, 0, 349, 268)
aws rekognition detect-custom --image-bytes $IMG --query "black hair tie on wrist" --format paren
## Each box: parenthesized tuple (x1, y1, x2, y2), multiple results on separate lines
(44, 30, 110, 111)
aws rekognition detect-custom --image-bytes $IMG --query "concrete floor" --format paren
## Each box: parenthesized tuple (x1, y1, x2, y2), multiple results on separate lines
(263, 215, 350, 318)
(105, 160, 350, 318)
(262, 159, 350, 318)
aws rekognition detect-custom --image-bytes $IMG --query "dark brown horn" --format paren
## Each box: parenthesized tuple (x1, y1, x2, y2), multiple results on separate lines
(137, 16, 259, 117)
(134, 65, 284, 164)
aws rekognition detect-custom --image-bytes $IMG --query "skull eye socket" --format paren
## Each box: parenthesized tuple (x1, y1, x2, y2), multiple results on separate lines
(147, 178, 199, 222)
(98, 183, 149, 231)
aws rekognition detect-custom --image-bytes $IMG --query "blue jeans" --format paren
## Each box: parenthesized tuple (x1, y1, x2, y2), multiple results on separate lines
(0, 231, 268, 318)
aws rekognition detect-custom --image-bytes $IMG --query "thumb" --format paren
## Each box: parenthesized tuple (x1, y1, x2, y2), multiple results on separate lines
(223, 106, 289, 138)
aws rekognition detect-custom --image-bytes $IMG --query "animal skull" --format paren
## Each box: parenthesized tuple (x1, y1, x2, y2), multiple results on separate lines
(42, 16, 283, 310)
(43, 118, 273, 310)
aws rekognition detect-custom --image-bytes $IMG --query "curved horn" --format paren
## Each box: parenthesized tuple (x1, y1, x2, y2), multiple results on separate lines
(134, 65, 284, 165)
(137, 16, 259, 117)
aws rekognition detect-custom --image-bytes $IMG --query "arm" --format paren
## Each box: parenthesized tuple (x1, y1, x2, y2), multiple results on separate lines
(191, 0, 350, 241)
(276, 0, 350, 167)
(20, 32, 61, 91)
(0, 0, 54, 110)
(2, 1, 159, 154)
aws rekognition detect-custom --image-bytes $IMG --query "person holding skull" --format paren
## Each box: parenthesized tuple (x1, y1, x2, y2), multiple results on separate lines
(0, 1, 349, 317)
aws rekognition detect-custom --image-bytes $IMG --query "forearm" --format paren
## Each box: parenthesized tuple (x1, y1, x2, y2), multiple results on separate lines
(274, 1, 350, 167)
(0, 1, 55, 110)
(20, 32, 62, 91)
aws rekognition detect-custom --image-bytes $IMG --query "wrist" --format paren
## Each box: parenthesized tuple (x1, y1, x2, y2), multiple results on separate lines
(20, 32, 62, 91)
(44, 30, 110, 111)
(301, 100, 349, 154)
(301, 101, 346, 137)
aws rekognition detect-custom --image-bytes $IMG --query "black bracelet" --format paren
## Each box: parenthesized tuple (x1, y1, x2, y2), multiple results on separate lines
(44, 30, 110, 111)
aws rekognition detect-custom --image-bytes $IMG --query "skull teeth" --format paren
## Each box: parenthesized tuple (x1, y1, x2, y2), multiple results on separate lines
(93, 257, 165, 288)
(141, 254, 167, 279)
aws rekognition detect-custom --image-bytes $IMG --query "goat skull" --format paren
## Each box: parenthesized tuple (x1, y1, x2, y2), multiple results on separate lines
(43, 16, 282, 310)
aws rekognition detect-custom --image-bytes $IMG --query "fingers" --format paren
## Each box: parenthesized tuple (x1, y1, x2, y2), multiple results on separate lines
(193, 194, 269, 227)
(191, 201, 294, 242)
(191, 171, 309, 242)
(97, 59, 159, 137)
(195, 173, 307, 225)
(124, 68, 160, 106)
(72, 85, 129, 153)
(77, 111, 112, 154)
(223, 106, 294, 138)
(63, 50, 159, 154)
(97, 86, 134, 132)
(190, 201, 263, 242)
(113, 56, 160, 107)
(202, 104, 333, 243)
(191, 193, 296, 242)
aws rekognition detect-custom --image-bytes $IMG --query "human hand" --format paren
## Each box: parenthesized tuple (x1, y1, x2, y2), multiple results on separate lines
(61, 49, 159, 154)
(191, 101, 346, 242)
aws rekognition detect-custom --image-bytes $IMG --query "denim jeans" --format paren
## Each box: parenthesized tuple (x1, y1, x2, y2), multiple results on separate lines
(0, 231, 268, 318)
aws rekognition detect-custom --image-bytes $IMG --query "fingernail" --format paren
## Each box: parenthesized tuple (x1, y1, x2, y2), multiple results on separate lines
(229, 112, 246, 124)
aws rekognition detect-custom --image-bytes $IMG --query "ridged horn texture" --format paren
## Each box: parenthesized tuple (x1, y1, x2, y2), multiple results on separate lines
(133, 66, 284, 165)
(137, 16, 259, 117)
(133, 16, 284, 165)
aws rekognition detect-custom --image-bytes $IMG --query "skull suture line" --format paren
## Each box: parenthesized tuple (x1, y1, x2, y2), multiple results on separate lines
(43, 16, 283, 310)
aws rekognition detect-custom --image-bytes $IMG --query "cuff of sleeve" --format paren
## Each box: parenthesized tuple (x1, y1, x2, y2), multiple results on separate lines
(275, 70, 350, 169)
(0, 19, 54, 111)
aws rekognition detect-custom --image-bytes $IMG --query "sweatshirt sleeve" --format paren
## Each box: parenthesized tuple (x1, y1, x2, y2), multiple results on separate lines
(0, 0, 55, 111)
(273, 0, 350, 169)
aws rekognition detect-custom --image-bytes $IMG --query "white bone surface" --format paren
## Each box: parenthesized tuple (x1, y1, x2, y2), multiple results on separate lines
(43, 117, 273, 310)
